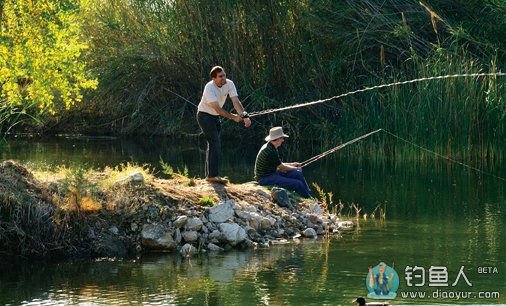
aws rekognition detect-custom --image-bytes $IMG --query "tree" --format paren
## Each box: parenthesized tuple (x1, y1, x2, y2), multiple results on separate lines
(0, 0, 97, 116)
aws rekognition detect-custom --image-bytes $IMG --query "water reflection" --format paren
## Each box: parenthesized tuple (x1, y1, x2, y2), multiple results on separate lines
(1, 218, 505, 305)
(0, 136, 505, 304)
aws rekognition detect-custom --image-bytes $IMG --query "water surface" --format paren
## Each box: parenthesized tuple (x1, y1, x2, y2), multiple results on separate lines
(0, 136, 504, 305)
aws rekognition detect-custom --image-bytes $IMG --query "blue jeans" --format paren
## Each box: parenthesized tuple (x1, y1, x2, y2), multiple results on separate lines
(258, 169, 312, 198)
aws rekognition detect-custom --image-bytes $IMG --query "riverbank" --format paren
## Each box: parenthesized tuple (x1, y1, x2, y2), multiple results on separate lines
(0, 160, 352, 260)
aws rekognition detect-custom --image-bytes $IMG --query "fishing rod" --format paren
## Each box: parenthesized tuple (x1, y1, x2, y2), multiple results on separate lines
(300, 129, 383, 167)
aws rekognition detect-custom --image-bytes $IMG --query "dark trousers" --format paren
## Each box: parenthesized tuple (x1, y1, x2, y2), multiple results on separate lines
(197, 111, 221, 178)
(258, 169, 312, 198)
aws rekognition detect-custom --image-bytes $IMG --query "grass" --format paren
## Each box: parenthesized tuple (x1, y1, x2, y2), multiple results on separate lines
(100, 162, 154, 189)
(198, 196, 215, 207)
(312, 182, 332, 214)
(0, 160, 165, 257)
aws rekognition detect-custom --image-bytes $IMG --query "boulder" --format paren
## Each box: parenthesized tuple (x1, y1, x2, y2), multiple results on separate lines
(92, 234, 128, 257)
(185, 217, 203, 231)
(307, 202, 324, 215)
(234, 202, 257, 212)
(219, 223, 247, 246)
(302, 228, 317, 238)
(308, 214, 320, 224)
(270, 187, 291, 207)
(180, 243, 197, 257)
(209, 200, 235, 223)
(260, 217, 273, 230)
(209, 229, 222, 240)
(174, 216, 188, 228)
(337, 220, 354, 230)
(141, 223, 176, 250)
(174, 228, 182, 244)
(109, 226, 119, 235)
(207, 243, 224, 252)
(114, 172, 144, 186)
(182, 230, 198, 242)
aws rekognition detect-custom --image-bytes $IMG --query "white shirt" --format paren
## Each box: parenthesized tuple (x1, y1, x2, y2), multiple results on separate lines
(197, 79, 238, 116)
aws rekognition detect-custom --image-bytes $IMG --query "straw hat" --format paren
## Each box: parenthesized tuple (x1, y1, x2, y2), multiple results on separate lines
(265, 126, 289, 142)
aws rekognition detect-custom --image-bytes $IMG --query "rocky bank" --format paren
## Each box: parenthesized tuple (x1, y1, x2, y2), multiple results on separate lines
(0, 160, 354, 259)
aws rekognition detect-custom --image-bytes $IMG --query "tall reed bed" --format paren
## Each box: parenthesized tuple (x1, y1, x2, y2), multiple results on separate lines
(36, 0, 506, 163)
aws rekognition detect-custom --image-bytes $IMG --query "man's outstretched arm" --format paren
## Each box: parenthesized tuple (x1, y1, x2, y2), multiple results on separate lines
(231, 96, 251, 127)
(208, 102, 243, 123)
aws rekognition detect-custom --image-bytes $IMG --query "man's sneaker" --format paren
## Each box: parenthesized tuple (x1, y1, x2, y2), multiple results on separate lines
(205, 176, 229, 184)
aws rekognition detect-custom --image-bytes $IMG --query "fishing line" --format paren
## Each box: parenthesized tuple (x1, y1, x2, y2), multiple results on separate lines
(301, 129, 506, 182)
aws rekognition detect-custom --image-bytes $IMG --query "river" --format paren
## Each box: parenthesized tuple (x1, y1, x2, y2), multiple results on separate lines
(0, 135, 504, 305)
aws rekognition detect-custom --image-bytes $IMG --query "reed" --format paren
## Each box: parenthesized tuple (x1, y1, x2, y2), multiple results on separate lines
(4, 0, 505, 164)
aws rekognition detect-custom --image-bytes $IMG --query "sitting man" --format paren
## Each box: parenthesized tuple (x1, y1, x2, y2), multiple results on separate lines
(254, 127, 312, 198)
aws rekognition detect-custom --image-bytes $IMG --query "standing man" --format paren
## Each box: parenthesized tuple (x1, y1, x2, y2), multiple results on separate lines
(197, 66, 251, 184)
(254, 127, 312, 198)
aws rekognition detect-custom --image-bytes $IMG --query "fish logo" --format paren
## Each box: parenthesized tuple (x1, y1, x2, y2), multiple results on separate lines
(365, 262, 399, 299)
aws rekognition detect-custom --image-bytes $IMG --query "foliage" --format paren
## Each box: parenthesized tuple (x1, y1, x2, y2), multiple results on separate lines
(2, 0, 506, 163)
(0, 0, 97, 116)
(198, 196, 215, 207)
(160, 157, 174, 178)
(59, 166, 101, 212)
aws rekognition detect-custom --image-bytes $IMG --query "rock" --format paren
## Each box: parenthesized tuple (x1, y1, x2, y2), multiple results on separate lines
(131, 223, 138, 232)
(209, 229, 222, 240)
(337, 220, 354, 230)
(174, 216, 188, 228)
(109, 226, 119, 235)
(182, 231, 198, 242)
(243, 238, 256, 248)
(303, 228, 317, 238)
(209, 200, 235, 223)
(114, 172, 144, 186)
(185, 217, 203, 231)
(260, 217, 273, 230)
(207, 243, 224, 252)
(198, 236, 207, 246)
(307, 203, 324, 215)
(270, 187, 291, 207)
(308, 214, 320, 224)
(206, 222, 216, 231)
(174, 228, 182, 244)
(141, 223, 177, 250)
(235, 210, 258, 220)
(219, 223, 247, 246)
(93, 234, 128, 257)
(180, 243, 197, 257)
(87, 228, 96, 239)
(234, 203, 257, 212)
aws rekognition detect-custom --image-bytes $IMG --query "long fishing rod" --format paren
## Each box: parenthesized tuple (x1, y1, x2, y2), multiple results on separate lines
(300, 129, 383, 167)
(249, 72, 506, 117)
